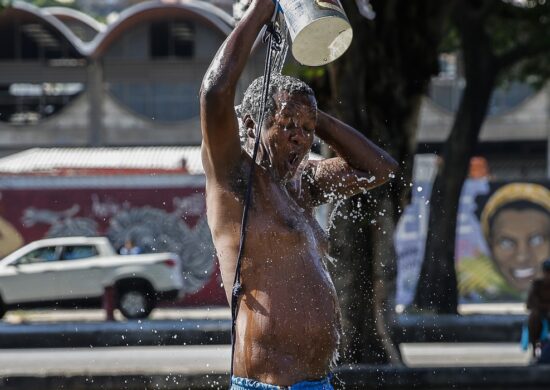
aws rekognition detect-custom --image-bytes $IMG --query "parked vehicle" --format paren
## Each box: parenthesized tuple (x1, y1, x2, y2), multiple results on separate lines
(0, 236, 184, 319)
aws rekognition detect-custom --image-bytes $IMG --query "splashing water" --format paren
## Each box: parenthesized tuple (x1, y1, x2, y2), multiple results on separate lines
(270, 13, 290, 75)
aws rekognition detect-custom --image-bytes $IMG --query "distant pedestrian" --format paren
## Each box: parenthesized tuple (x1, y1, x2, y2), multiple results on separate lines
(119, 239, 142, 255)
(526, 258, 550, 363)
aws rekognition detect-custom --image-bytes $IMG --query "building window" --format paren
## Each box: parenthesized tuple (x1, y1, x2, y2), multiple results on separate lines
(109, 82, 199, 122)
(150, 21, 194, 59)
(0, 22, 80, 61)
(0, 83, 84, 125)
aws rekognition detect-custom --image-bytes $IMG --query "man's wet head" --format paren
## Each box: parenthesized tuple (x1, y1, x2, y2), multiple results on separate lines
(239, 75, 317, 181)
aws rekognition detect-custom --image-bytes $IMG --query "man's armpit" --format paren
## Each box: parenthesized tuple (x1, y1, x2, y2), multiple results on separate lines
(302, 158, 377, 205)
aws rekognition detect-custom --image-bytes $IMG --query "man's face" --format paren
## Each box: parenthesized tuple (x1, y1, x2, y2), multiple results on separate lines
(489, 208, 550, 291)
(260, 91, 317, 181)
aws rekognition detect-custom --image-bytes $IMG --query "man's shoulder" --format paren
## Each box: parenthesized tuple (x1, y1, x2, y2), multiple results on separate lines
(203, 146, 249, 180)
(204, 154, 251, 204)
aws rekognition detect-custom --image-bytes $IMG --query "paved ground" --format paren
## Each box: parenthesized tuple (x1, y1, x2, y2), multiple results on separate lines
(0, 345, 230, 376)
(2, 307, 231, 324)
(2, 303, 526, 324)
(0, 343, 532, 376)
(401, 342, 531, 367)
(0, 304, 532, 378)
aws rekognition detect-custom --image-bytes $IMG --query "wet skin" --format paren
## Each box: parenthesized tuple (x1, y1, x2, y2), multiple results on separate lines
(200, 0, 398, 385)
(490, 209, 550, 291)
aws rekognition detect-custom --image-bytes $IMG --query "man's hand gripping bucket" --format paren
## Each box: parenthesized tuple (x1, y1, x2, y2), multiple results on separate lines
(278, 0, 353, 66)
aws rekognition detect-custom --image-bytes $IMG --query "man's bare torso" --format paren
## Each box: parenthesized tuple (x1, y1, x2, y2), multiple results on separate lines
(200, 3, 397, 385)
(206, 156, 340, 384)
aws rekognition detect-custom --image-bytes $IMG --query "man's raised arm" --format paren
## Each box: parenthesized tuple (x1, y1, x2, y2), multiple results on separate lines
(200, 0, 274, 178)
(304, 110, 399, 205)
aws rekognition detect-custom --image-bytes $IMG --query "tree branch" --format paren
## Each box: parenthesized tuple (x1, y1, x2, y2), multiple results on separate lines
(496, 37, 550, 70)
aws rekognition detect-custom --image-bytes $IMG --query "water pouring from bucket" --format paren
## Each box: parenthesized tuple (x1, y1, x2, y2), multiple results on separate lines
(277, 0, 353, 66)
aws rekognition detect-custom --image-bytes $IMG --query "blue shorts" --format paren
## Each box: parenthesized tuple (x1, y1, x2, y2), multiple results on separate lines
(230, 376, 334, 389)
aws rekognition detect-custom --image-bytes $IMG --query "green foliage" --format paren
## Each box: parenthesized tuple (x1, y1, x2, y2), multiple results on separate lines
(440, 1, 550, 91)
(19, 0, 77, 9)
(284, 61, 330, 107)
(490, 1, 550, 89)
(0, 0, 12, 12)
(470, 1, 550, 89)
(439, 26, 460, 53)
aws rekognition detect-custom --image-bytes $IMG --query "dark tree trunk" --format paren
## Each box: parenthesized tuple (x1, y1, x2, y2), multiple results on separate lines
(327, 0, 454, 363)
(414, 3, 497, 313)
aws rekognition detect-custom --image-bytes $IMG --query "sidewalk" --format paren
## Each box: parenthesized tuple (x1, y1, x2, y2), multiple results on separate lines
(2, 307, 231, 324)
(0, 305, 528, 348)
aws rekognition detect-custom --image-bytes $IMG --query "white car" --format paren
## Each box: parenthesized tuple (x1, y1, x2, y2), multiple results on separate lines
(0, 236, 184, 319)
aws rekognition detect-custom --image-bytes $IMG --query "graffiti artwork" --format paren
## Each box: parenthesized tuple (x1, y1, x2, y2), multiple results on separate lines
(0, 176, 226, 306)
(395, 178, 550, 305)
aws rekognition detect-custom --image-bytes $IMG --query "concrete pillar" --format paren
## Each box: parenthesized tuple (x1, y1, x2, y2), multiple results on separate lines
(87, 59, 104, 146)
(102, 285, 117, 322)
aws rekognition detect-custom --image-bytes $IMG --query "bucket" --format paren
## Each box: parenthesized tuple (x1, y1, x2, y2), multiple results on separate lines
(278, 0, 353, 66)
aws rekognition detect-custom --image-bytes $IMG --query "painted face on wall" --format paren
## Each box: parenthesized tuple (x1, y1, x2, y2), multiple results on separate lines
(489, 208, 550, 291)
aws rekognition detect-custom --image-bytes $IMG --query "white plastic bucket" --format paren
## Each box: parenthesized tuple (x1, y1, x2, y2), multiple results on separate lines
(278, 0, 353, 66)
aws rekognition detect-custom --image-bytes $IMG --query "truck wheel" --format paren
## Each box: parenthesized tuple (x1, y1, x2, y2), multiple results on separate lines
(117, 288, 154, 319)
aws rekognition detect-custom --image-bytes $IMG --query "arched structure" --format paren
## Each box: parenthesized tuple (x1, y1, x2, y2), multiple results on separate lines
(44, 7, 105, 42)
(0, 0, 264, 152)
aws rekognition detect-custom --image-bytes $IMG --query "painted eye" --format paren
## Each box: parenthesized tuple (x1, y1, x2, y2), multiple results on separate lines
(497, 237, 516, 251)
(529, 234, 545, 247)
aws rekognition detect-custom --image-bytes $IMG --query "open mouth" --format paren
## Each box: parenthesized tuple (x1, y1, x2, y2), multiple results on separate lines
(512, 267, 535, 279)
(288, 152, 299, 168)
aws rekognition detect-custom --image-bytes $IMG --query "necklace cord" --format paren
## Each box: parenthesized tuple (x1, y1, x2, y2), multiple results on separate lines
(229, 8, 282, 379)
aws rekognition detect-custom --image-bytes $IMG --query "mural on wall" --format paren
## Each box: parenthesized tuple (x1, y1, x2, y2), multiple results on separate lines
(460, 183, 550, 301)
(395, 179, 550, 305)
(0, 217, 24, 258)
(0, 183, 225, 305)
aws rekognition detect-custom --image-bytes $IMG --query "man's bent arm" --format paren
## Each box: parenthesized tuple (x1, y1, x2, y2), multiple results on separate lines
(304, 110, 398, 204)
(200, 0, 274, 178)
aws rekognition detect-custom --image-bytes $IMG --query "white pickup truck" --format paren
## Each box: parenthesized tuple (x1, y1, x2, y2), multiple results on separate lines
(0, 236, 184, 319)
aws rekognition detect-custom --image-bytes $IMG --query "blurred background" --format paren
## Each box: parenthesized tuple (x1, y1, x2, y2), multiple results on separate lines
(0, 0, 550, 388)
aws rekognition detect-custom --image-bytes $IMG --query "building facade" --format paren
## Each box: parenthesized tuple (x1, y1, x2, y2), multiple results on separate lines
(0, 0, 263, 156)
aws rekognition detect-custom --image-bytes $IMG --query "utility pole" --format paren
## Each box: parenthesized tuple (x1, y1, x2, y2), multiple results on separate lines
(87, 59, 104, 146)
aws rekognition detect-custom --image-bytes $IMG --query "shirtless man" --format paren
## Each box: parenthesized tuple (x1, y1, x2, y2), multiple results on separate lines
(200, 0, 398, 388)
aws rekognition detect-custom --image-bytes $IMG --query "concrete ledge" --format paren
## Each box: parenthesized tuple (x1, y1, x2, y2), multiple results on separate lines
(2, 365, 550, 390)
(0, 314, 526, 348)
(335, 364, 550, 389)
(0, 319, 231, 348)
(393, 314, 526, 343)
(0, 374, 228, 390)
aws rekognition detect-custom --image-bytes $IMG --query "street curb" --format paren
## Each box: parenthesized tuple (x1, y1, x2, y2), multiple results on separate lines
(0, 319, 231, 348)
(0, 314, 526, 348)
(393, 313, 526, 343)
(335, 364, 550, 389)
(2, 365, 550, 390)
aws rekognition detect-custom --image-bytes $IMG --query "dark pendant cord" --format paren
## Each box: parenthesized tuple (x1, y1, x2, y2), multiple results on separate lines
(229, 14, 282, 380)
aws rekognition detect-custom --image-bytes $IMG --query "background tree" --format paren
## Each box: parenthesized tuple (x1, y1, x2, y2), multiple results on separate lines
(0, 0, 11, 11)
(322, 0, 455, 364)
(22, 0, 78, 8)
(414, 0, 550, 313)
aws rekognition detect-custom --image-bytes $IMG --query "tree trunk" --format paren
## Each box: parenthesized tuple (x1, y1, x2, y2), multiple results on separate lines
(326, 0, 453, 363)
(414, 4, 497, 313)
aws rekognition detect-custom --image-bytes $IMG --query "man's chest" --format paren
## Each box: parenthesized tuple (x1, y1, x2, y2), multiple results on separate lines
(209, 178, 324, 244)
